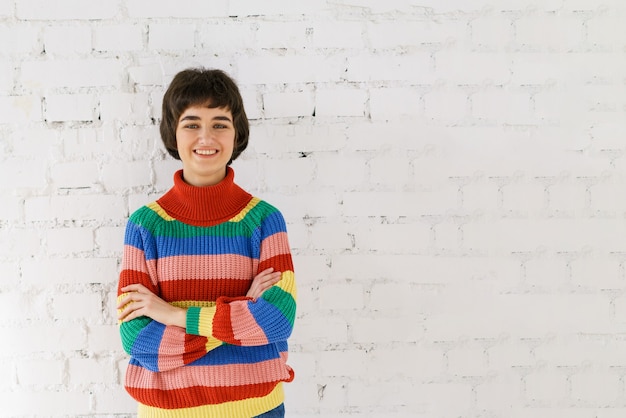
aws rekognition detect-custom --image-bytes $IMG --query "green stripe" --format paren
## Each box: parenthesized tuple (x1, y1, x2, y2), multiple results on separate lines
(186, 307, 201, 335)
(131, 202, 280, 238)
(262, 287, 296, 326)
(120, 316, 151, 355)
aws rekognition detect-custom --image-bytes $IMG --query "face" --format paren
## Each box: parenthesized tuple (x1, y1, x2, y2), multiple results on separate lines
(176, 105, 235, 187)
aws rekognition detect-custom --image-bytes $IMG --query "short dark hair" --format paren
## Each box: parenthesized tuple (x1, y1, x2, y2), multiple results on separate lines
(159, 68, 249, 163)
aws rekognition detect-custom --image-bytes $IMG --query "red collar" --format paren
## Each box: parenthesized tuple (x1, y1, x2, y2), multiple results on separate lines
(156, 167, 252, 227)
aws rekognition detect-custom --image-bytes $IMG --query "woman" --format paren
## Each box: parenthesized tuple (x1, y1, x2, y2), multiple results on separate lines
(117, 68, 296, 418)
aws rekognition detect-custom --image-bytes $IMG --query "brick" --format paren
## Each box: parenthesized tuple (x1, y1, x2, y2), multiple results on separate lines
(471, 16, 513, 48)
(370, 87, 422, 121)
(570, 258, 621, 289)
(314, 154, 367, 189)
(0, 290, 47, 321)
(525, 370, 568, 401)
(319, 349, 367, 377)
(318, 283, 364, 310)
(534, 336, 626, 368)
(523, 258, 568, 289)
(0, 24, 41, 54)
(501, 182, 546, 213)
(148, 23, 195, 50)
(25, 194, 125, 222)
(309, 222, 353, 252)
(355, 223, 431, 254)
(347, 52, 434, 83)
(571, 370, 620, 404)
(309, 21, 364, 49)
(1, 324, 85, 355)
(511, 52, 625, 85)
(93, 24, 144, 51)
(197, 21, 256, 53)
(0, 95, 43, 123)
(369, 346, 444, 380)
(0, 60, 13, 92)
(462, 181, 500, 212)
(548, 181, 587, 215)
(21, 59, 123, 89)
(515, 16, 584, 51)
(255, 22, 308, 49)
(475, 374, 522, 411)
(21, 258, 118, 285)
(261, 157, 315, 189)
(16, 0, 118, 19)
(127, 0, 228, 18)
(101, 160, 152, 191)
(88, 324, 124, 352)
(93, 385, 138, 413)
(46, 227, 94, 255)
(587, 16, 622, 47)
(315, 88, 366, 117)
(0, 195, 21, 221)
(16, 359, 64, 385)
(590, 181, 626, 214)
(465, 218, 626, 253)
(369, 154, 411, 189)
(447, 345, 487, 376)
(45, 93, 96, 122)
(0, 228, 41, 258)
(50, 161, 99, 188)
(68, 357, 116, 385)
(237, 55, 343, 84)
(53, 292, 102, 321)
(294, 316, 348, 345)
(263, 91, 315, 118)
(342, 189, 458, 217)
(43, 25, 91, 55)
(229, 0, 327, 16)
(368, 19, 467, 48)
(352, 316, 422, 343)
(99, 92, 151, 123)
(487, 340, 534, 370)
(436, 51, 511, 84)
(472, 88, 533, 124)
(423, 88, 468, 122)
(94, 226, 125, 255)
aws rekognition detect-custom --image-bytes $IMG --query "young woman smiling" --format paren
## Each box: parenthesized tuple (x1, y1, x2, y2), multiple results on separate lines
(117, 68, 296, 418)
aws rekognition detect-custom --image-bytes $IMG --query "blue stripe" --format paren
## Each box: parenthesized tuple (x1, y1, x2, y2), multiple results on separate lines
(188, 343, 282, 366)
(130, 321, 166, 372)
(258, 211, 287, 240)
(153, 235, 254, 258)
(248, 300, 292, 342)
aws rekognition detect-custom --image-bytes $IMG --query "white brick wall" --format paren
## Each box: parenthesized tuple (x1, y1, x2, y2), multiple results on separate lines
(2, 1, 626, 416)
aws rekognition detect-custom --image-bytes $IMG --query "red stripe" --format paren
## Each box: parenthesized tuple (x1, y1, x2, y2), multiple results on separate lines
(160, 278, 252, 302)
(183, 333, 209, 365)
(127, 381, 278, 409)
(259, 254, 293, 274)
(213, 299, 240, 345)
(118, 270, 156, 294)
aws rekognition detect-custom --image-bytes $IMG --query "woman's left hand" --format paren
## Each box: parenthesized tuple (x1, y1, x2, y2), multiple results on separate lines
(118, 284, 186, 328)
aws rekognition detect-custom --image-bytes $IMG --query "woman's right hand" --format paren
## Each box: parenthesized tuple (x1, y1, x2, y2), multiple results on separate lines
(246, 268, 282, 300)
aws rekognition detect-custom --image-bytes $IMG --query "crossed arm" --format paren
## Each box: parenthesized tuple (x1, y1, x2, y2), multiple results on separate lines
(117, 268, 282, 326)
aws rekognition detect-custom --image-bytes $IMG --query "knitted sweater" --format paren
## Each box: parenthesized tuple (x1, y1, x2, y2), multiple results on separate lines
(117, 168, 296, 418)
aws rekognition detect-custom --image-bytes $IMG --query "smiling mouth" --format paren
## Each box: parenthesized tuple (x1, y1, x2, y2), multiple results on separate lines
(195, 149, 218, 156)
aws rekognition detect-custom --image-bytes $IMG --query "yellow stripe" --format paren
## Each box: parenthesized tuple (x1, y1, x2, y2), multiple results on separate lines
(276, 271, 297, 300)
(228, 197, 261, 223)
(137, 382, 284, 418)
(147, 201, 175, 221)
(171, 300, 217, 309)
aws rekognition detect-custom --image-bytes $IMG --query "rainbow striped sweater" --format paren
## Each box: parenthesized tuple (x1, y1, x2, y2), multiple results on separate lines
(117, 168, 296, 418)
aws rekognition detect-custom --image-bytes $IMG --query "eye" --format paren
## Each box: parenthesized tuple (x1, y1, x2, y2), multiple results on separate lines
(184, 123, 199, 129)
(213, 124, 228, 129)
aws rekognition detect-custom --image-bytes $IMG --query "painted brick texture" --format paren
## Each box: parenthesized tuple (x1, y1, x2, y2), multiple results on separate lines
(1, 1, 626, 417)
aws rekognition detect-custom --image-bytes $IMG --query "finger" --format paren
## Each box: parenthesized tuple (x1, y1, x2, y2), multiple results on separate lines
(255, 268, 275, 278)
(121, 283, 148, 293)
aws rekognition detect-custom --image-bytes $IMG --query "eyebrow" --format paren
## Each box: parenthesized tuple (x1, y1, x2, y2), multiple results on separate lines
(179, 114, 233, 122)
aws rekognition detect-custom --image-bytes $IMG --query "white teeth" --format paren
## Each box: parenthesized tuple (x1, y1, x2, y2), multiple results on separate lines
(195, 149, 217, 155)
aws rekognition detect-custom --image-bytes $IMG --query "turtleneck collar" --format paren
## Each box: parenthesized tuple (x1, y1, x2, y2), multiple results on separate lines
(156, 167, 252, 227)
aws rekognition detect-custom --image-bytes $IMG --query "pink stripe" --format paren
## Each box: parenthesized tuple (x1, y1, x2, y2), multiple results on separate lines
(126, 358, 290, 390)
(157, 326, 186, 371)
(121, 245, 158, 287)
(158, 254, 258, 281)
(229, 301, 268, 345)
(260, 232, 290, 263)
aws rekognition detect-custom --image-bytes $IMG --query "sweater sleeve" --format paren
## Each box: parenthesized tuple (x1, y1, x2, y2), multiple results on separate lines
(186, 209, 297, 346)
(117, 218, 222, 372)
